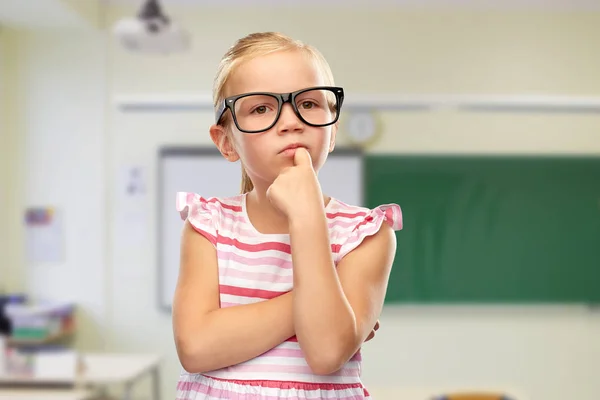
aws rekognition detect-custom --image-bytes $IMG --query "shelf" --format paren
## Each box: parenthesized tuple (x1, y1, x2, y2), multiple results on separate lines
(113, 92, 600, 113)
(7, 327, 74, 347)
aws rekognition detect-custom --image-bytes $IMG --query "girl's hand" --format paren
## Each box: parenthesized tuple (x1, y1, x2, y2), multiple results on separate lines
(364, 319, 380, 342)
(267, 147, 324, 220)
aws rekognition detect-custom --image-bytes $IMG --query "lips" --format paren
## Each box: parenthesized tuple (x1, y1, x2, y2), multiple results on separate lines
(279, 143, 307, 154)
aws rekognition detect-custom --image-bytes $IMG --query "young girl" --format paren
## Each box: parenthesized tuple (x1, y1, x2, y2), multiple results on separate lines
(173, 32, 402, 399)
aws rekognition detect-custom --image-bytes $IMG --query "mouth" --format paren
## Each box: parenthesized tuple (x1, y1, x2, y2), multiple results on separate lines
(279, 143, 307, 155)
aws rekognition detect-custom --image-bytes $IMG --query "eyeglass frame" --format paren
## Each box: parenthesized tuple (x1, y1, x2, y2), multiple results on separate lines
(214, 86, 345, 134)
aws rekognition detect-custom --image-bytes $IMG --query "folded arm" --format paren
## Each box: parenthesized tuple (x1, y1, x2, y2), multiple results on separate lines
(289, 211, 397, 375)
(172, 220, 295, 373)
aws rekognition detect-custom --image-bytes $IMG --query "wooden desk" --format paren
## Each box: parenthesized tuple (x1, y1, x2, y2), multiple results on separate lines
(0, 353, 162, 400)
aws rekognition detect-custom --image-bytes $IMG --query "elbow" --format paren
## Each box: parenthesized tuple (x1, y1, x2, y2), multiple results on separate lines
(307, 357, 345, 376)
(175, 336, 213, 374)
(305, 341, 356, 375)
(300, 322, 361, 375)
(178, 354, 206, 374)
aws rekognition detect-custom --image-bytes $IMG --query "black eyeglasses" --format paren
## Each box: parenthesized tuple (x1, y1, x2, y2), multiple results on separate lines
(215, 86, 344, 134)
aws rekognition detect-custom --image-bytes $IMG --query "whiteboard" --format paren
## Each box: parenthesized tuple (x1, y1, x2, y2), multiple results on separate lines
(157, 146, 364, 311)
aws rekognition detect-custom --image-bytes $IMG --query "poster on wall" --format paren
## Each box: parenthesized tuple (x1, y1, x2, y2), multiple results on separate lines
(115, 164, 149, 248)
(24, 207, 64, 264)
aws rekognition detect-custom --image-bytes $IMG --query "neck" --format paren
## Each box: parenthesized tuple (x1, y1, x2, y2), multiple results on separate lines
(245, 187, 288, 234)
(245, 184, 330, 235)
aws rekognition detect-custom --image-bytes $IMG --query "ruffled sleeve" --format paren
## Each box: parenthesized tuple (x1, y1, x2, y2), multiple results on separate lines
(337, 203, 402, 260)
(176, 192, 220, 246)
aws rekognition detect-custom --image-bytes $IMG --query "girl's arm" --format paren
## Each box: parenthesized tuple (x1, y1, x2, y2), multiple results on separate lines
(172, 220, 295, 373)
(289, 211, 396, 375)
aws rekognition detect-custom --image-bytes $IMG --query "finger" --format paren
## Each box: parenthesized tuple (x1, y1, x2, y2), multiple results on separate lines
(293, 146, 312, 167)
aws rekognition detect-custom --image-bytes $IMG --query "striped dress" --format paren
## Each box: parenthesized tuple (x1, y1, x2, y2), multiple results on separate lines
(175, 192, 403, 400)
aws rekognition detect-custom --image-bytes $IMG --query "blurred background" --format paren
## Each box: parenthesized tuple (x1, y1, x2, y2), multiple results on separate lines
(1, 0, 600, 399)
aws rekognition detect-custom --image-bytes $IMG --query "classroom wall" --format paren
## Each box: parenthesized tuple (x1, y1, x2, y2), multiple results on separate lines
(5, 28, 110, 351)
(5, 7, 600, 400)
(0, 29, 6, 289)
(0, 28, 22, 294)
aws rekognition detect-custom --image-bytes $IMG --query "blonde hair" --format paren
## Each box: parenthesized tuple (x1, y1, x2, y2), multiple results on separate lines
(212, 32, 336, 194)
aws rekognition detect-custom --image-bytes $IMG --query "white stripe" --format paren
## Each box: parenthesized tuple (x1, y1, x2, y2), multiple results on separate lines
(217, 212, 371, 238)
(276, 341, 302, 349)
(217, 217, 368, 238)
(201, 370, 361, 385)
(235, 355, 309, 366)
(217, 244, 292, 259)
(236, 357, 361, 370)
(179, 373, 366, 397)
(220, 276, 292, 293)
(219, 293, 265, 305)
(218, 258, 293, 276)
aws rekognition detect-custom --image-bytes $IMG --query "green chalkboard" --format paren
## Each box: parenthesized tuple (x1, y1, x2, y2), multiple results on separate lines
(365, 155, 600, 304)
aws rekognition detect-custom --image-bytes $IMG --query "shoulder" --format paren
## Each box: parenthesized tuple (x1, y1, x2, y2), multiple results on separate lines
(327, 197, 402, 232)
(176, 192, 243, 217)
(327, 197, 402, 262)
(176, 192, 244, 246)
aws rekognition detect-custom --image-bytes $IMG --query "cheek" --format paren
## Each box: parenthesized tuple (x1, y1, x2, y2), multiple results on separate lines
(316, 129, 334, 154)
(235, 133, 269, 165)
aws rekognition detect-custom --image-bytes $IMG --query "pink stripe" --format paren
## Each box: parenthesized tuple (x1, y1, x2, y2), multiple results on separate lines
(220, 284, 287, 300)
(188, 224, 217, 246)
(220, 236, 341, 255)
(178, 380, 367, 400)
(220, 210, 363, 231)
(218, 235, 291, 253)
(220, 235, 340, 254)
(259, 347, 361, 362)
(260, 347, 304, 358)
(219, 301, 241, 307)
(219, 212, 247, 224)
(220, 265, 293, 284)
(219, 216, 359, 232)
(328, 219, 364, 229)
(204, 197, 242, 212)
(345, 223, 381, 246)
(191, 376, 365, 390)
(338, 205, 403, 259)
(218, 250, 293, 270)
(221, 364, 360, 376)
(326, 211, 368, 219)
(219, 300, 298, 308)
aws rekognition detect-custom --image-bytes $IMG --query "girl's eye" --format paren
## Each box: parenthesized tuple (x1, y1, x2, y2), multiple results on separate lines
(300, 101, 316, 109)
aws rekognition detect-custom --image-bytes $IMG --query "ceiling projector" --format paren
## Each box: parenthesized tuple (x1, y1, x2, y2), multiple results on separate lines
(113, 0, 190, 54)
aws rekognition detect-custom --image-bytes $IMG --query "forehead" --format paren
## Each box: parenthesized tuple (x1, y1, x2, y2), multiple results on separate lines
(226, 50, 326, 96)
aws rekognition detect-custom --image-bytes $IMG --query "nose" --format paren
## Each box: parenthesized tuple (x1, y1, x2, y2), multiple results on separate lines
(276, 103, 303, 135)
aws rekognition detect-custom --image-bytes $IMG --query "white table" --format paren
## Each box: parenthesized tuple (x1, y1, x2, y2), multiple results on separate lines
(0, 388, 95, 400)
(0, 353, 162, 400)
(79, 353, 161, 400)
(368, 386, 530, 400)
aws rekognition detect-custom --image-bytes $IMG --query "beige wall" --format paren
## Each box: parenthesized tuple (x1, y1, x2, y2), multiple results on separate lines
(108, 9, 600, 400)
(0, 28, 24, 294)
(0, 29, 6, 291)
(6, 6, 600, 400)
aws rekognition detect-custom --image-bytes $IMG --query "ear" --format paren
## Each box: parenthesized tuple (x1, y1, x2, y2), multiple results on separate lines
(210, 124, 240, 162)
(328, 121, 338, 153)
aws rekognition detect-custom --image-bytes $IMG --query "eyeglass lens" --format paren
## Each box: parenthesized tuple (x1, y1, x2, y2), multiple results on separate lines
(233, 88, 338, 132)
